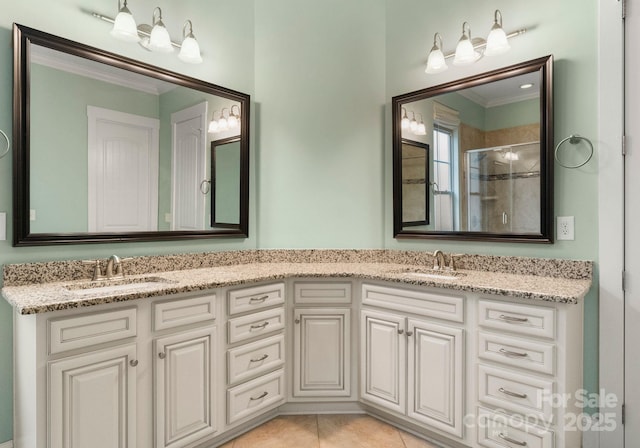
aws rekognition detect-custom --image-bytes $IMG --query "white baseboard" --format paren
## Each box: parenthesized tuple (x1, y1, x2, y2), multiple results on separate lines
(0, 440, 14, 448)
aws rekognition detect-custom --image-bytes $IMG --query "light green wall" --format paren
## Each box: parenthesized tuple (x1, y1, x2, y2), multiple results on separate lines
(485, 98, 540, 131)
(29, 63, 160, 232)
(0, 0, 256, 442)
(385, 0, 599, 403)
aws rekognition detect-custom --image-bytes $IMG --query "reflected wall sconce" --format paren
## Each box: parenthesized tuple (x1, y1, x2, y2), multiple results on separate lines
(92, 1, 203, 64)
(208, 106, 241, 134)
(401, 109, 427, 136)
(425, 10, 526, 74)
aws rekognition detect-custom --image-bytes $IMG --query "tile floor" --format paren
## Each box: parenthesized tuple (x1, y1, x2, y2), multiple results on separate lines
(218, 414, 442, 448)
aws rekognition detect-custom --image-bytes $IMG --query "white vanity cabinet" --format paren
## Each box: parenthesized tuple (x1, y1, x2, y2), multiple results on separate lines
(225, 282, 287, 425)
(291, 280, 353, 399)
(360, 283, 465, 439)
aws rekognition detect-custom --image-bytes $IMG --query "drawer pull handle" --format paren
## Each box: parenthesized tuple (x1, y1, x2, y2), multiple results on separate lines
(250, 295, 269, 303)
(498, 432, 527, 446)
(499, 314, 529, 323)
(250, 391, 269, 401)
(250, 322, 270, 331)
(398, 329, 404, 335)
(499, 348, 529, 358)
(499, 387, 528, 399)
(158, 352, 166, 359)
(129, 359, 138, 367)
(250, 354, 269, 363)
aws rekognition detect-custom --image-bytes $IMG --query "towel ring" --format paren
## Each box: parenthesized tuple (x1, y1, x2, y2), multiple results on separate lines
(0, 129, 9, 159)
(554, 134, 593, 169)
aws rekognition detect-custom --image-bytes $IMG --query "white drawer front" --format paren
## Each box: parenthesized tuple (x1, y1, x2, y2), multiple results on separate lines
(362, 283, 464, 323)
(48, 307, 137, 355)
(227, 369, 285, 424)
(478, 407, 554, 448)
(228, 308, 285, 344)
(478, 331, 555, 375)
(478, 364, 554, 422)
(294, 281, 352, 304)
(228, 282, 285, 316)
(228, 334, 285, 385)
(153, 293, 216, 331)
(478, 300, 555, 339)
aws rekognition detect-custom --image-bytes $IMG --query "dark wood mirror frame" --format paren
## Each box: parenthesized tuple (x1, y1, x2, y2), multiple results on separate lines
(12, 24, 250, 246)
(392, 56, 553, 243)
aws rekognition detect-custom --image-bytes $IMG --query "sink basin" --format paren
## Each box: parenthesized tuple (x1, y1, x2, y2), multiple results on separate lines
(390, 267, 465, 281)
(65, 276, 175, 296)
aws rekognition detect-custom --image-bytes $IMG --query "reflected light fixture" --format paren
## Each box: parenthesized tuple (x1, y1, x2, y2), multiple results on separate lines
(178, 20, 202, 63)
(111, 0, 139, 42)
(208, 111, 220, 133)
(425, 33, 447, 74)
(409, 112, 418, 133)
(209, 106, 240, 134)
(424, 10, 526, 74)
(484, 10, 510, 56)
(415, 114, 427, 136)
(520, 83, 534, 89)
(503, 148, 519, 161)
(453, 22, 481, 66)
(228, 105, 241, 129)
(401, 107, 410, 130)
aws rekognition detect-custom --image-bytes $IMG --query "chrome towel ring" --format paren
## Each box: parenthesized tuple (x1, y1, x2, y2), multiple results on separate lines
(554, 134, 594, 169)
(0, 129, 9, 159)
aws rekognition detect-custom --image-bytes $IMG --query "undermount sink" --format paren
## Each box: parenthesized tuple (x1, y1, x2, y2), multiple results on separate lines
(65, 276, 175, 296)
(390, 267, 465, 281)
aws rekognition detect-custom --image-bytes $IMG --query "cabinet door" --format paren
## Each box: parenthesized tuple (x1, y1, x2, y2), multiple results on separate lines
(48, 343, 137, 448)
(155, 326, 217, 448)
(360, 309, 406, 414)
(293, 308, 351, 397)
(407, 319, 464, 438)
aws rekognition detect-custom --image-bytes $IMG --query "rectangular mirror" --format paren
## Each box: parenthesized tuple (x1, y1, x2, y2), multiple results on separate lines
(392, 56, 553, 243)
(13, 24, 250, 245)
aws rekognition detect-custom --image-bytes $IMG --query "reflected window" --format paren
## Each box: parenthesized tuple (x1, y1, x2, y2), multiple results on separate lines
(433, 124, 455, 231)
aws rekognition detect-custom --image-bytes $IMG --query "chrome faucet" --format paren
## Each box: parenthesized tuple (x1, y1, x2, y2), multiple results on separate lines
(105, 255, 124, 279)
(432, 250, 446, 270)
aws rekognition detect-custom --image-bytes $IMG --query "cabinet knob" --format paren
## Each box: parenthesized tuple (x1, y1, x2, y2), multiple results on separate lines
(129, 359, 138, 367)
(397, 329, 404, 335)
(406, 331, 414, 337)
(295, 319, 300, 324)
(158, 352, 166, 359)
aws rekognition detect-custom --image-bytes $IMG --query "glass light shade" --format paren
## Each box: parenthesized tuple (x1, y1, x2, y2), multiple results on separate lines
(149, 22, 174, 53)
(485, 26, 510, 56)
(218, 117, 228, 131)
(504, 150, 519, 161)
(208, 120, 219, 133)
(228, 114, 239, 128)
(425, 47, 447, 74)
(178, 35, 202, 63)
(415, 122, 427, 136)
(111, 8, 139, 42)
(410, 117, 418, 132)
(453, 37, 480, 65)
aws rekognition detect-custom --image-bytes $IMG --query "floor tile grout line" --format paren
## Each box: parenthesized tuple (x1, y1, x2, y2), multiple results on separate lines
(316, 414, 321, 447)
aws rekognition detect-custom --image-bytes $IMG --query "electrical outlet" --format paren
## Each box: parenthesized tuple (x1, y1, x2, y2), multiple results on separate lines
(557, 216, 575, 240)
(30, 209, 36, 221)
(0, 212, 6, 241)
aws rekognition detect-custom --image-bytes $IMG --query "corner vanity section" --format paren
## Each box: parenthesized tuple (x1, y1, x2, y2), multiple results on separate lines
(2, 250, 592, 448)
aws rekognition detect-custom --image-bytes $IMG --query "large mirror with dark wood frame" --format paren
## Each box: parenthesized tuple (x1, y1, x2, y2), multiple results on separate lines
(13, 24, 250, 246)
(392, 55, 553, 243)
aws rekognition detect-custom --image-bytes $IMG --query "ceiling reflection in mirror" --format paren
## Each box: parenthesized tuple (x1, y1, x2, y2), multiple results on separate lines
(392, 56, 553, 242)
(13, 24, 250, 245)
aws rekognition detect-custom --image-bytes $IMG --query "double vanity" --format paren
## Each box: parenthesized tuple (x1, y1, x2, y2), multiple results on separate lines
(2, 249, 591, 448)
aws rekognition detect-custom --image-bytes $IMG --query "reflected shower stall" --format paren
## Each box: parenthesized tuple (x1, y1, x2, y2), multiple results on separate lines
(465, 142, 540, 233)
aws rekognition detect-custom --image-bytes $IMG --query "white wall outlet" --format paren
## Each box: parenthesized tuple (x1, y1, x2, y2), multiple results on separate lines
(0, 212, 6, 241)
(557, 216, 575, 240)
(29, 209, 36, 221)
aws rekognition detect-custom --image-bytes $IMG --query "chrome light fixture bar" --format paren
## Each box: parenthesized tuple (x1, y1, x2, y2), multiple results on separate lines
(91, 2, 203, 64)
(425, 10, 526, 74)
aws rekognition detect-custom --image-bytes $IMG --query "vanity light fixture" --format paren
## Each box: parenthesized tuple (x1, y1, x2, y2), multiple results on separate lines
(228, 105, 241, 129)
(400, 110, 427, 136)
(111, 0, 139, 42)
(424, 10, 526, 74)
(415, 114, 427, 136)
(208, 111, 220, 134)
(400, 107, 411, 130)
(208, 106, 240, 134)
(409, 112, 419, 133)
(91, 3, 203, 63)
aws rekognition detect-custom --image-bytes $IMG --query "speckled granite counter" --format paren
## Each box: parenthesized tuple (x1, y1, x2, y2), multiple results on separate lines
(1, 250, 593, 314)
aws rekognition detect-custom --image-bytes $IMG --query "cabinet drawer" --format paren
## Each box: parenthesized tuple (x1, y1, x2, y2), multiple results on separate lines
(477, 407, 553, 448)
(152, 293, 216, 331)
(362, 283, 464, 323)
(48, 307, 137, 355)
(478, 300, 555, 339)
(228, 334, 285, 385)
(478, 331, 555, 375)
(228, 308, 285, 344)
(228, 283, 285, 316)
(227, 369, 285, 424)
(478, 364, 554, 422)
(294, 281, 352, 304)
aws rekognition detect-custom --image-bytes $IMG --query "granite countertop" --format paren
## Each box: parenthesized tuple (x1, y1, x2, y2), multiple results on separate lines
(2, 260, 593, 315)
